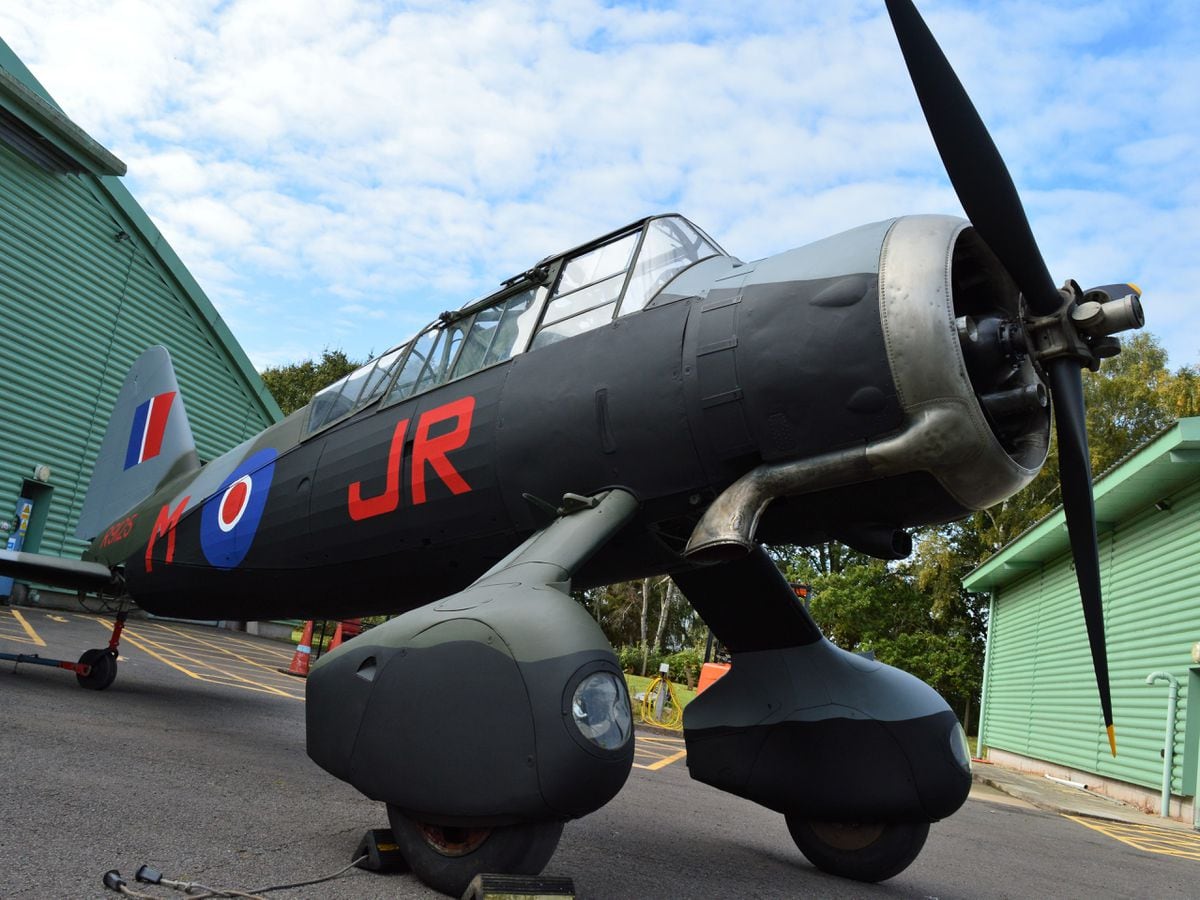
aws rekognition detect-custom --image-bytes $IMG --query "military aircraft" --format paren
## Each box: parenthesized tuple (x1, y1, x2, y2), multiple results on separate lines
(0, 1, 1145, 895)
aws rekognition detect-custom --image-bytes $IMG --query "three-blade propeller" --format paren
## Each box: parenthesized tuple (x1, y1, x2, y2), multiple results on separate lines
(883, 0, 1117, 754)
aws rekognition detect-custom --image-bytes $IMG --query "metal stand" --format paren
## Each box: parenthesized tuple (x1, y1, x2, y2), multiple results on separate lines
(0, 604, 128, 689)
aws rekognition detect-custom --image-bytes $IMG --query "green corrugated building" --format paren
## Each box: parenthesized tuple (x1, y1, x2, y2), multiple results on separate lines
(965, 417, 1200, 824)
(0, 38, 280, 583)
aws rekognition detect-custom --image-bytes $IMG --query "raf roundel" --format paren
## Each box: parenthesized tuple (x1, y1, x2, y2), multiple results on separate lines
(200, 448, 277, 570)
(218, 476, 253, 532)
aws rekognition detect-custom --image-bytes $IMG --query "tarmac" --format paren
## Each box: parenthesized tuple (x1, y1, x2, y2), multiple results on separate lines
(971, 757, 1197, 833)
(7, 590, 1197, 842)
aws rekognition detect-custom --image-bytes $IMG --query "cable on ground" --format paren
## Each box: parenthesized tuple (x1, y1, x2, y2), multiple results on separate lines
(102, 856, 368, 898)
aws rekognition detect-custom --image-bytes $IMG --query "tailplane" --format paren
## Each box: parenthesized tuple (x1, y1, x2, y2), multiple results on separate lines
(75, 346, 200, 541)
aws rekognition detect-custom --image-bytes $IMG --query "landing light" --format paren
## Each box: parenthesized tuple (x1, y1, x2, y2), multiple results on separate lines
(950, 722, 972, 773)
(571, 672, 632, 751)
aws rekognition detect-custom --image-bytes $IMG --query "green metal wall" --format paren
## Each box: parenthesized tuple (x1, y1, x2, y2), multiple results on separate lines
(0, 137, 277, 560)
(982, 477, 1200, 795)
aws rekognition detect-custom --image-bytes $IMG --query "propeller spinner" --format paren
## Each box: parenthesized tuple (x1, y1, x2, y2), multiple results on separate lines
(884, 0, 1144, 755)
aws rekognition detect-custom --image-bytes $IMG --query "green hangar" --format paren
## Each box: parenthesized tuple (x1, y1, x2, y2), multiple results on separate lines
(966, 417, 1200, 825)
(0, 37, 279, 594)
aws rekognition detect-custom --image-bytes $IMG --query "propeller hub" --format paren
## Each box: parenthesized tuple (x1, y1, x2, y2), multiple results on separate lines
(1023, 280, 1145, 373)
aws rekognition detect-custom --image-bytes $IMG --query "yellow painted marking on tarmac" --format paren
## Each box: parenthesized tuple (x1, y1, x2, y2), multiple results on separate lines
(1064, 815, 1200, 861)
(141, 622, 299, 677)
(126, 628, 302, 699)
(10, 609, 46, 647)
(205, 630, 294, 660)
(633, 748, 688, 771)
(47, 614, 69, 623)
(632, 735, 687, 771)
(110, 629, 207, 681)
(90, 619, 303, 700)
(132, 625, 290, 668)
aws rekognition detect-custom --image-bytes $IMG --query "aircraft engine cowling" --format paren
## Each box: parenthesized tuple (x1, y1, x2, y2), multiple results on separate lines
(683, 214, 1049, 560)
(305, 578, 634, 826)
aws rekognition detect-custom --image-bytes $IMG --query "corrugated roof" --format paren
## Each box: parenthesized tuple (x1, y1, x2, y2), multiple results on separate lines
(963, 416, 1200, 590)
(0, 65, 125, 176)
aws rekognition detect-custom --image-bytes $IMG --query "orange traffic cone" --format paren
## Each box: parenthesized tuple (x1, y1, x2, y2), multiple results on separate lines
(328, 621, 345, 652)
(284, 620, 314, 677)
(328, 618, 362, 652)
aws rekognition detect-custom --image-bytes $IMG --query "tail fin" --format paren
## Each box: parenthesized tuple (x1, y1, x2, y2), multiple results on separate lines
(75, 346, 200, 541)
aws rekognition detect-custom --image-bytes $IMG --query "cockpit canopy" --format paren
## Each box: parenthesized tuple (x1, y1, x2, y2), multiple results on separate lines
(305, 214, 724, 436)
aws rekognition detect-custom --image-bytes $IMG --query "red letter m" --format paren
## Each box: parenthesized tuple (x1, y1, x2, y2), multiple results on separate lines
(145, 496, 190, 573)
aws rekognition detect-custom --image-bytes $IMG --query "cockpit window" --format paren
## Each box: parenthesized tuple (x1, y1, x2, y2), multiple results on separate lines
(386, 327, 439, 404)
(532, 231, 639, 349)
(304, 214, 725, 436)
(307, 372, 355, 433)
(358, 346, 405, 404)
(556, 232, 638, 296)
(452, 287, 538, 378)
(304, 345, 407, 435)
(530, 216, 725, 348)
(618, 217, 721, 316)
(413, 316, 471, 394)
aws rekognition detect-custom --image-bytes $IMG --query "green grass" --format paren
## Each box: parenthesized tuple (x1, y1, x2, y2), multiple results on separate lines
(625, 673, 698, 728)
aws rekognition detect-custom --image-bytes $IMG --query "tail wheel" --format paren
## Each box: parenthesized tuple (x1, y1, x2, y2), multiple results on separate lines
(785, 815, 929, 883)
(387, 804, 564, 897)
(76, 648, 117, 691)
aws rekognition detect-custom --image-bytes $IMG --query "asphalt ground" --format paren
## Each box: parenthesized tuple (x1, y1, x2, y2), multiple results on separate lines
(2, 606, 1198, 899)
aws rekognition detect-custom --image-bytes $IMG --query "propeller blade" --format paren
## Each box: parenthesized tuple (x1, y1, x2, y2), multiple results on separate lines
(1047, 358, 1116, 755)
(884, 0, 1118, 754)
(882, 0, 1060, 315)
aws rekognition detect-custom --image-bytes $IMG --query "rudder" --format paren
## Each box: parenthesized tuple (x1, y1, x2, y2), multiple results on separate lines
(75, 346, 199, 541)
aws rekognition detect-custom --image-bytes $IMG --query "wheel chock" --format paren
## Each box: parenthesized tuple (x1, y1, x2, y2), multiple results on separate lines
(353, 828, 409, 872)
(461, 873, 576, 900)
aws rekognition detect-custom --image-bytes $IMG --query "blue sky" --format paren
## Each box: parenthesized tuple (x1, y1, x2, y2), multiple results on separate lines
(2, 0, 1197, 371)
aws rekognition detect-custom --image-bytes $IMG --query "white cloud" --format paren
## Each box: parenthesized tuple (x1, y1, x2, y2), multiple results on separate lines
(1, 0, 1196, 367)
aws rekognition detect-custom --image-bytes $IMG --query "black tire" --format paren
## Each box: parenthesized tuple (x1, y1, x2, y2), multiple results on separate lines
(785, 815, 929, 883)
(386, 805, 563, 898)
(76, 648, 117, 691)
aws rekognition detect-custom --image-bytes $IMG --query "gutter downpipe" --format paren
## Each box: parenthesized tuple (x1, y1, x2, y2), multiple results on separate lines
(1145, 671, 1180, 818)
(975, 591, 996, 759)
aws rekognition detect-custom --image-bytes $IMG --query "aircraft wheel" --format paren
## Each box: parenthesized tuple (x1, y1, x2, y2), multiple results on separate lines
(785, 815, 929, 883)
(386, 805, 563, 897)
(76, 648, 117, 691)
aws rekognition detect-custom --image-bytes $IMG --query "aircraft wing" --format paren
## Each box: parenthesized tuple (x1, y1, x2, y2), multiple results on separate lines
(0, 549, 116, 592)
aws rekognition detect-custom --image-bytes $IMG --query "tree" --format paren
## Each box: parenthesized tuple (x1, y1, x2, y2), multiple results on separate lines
(260, 348, 362, 415)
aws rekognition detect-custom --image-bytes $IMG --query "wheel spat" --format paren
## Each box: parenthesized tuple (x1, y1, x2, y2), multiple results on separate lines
(884, 0, 1116, 753)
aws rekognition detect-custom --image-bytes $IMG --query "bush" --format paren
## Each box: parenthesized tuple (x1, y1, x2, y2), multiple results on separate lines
(616, 644, 666, 676)
(663, 649, 703, 688)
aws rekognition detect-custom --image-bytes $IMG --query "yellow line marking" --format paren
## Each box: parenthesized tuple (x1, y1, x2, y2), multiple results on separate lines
(11, 609, 46, 647)
(633, 748, 688, 771)
(142, 622, 298, 675)
(127, 629, 300, 698)
(1064, 815, 1200, 861)
(137, 625, 291, 660)
(108, 628, 207, 681)
(91, 619, 303, 700)
(0, 612, 42, 646)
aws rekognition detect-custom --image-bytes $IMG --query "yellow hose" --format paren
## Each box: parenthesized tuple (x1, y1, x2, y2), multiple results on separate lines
(640, 674, 683, 729)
